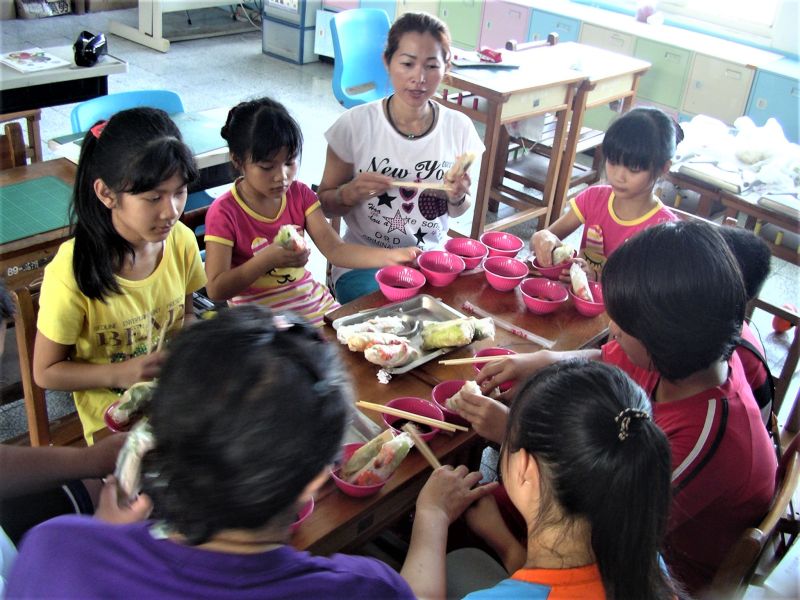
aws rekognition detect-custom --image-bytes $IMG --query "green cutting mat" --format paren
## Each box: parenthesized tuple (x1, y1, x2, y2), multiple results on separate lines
(0, 176, 72, 245)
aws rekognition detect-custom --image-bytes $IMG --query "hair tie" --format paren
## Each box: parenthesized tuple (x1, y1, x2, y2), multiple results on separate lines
(615, 408, 650, 441)
(90, 120, 107, 139)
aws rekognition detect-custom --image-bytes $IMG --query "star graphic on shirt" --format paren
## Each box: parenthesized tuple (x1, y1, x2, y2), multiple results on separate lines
(384, 210, 410, 234)
(413, 227, 427, 245)
(377, 192, 396, 209)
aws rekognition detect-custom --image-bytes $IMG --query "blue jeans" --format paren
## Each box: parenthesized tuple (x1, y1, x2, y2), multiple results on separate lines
(334, 268, 379, 304)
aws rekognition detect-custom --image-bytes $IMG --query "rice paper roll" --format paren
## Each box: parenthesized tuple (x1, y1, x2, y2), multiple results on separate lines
(336, 316, 406, 344)
(347, 432, 414, 486)
(109, 381, 157, 426)
(364, 341, 420, 367)
(469, 317, 495, 341)
(274, 224, 306, 251)
(552, 243, 576, 265)
(340, 429, 394, 480)
(421, 319, 475, 350)
(445, 380, 481, 412)
(346, 331, 407, 352)
(570, 263, 594, 302)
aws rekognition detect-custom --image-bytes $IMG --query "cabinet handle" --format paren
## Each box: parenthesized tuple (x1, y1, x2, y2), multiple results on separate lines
(664, 51, 681, 62)
(611, 34, 624, 47)
(557, 22, 572, 32)
(724, 69, 742, 80)
(509, 9, 521, 21)
(791, 87, 799, 98)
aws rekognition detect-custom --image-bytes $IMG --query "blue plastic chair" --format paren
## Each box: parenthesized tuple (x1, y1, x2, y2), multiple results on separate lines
(330, 9, 393, 108)
(70, 90, 185, 133)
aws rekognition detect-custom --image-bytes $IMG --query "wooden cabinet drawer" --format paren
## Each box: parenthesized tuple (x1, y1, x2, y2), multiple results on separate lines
(579, 23, 634, 56)
(634, 39, 691, 109)
(682, 54, 753, 124)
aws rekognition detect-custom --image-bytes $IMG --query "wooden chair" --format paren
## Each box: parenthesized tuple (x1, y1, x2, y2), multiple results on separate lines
(706, 433, 800, 599)
(0, 109, 43, 169)
(11, 286, 83, 447)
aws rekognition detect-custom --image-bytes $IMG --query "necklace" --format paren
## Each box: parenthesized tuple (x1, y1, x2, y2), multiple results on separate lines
(386, 95, 436, 140)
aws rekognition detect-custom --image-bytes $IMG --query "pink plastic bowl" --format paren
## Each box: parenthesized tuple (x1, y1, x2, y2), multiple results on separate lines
(417, 250, 466, 287)
(383, 396, 444, 442)
(479, 232, 524, 258)
(104, 401, 136, 433)
(483, 256, 528, 292)
(431, 380, 471, 426)
(291, 497, 314, 532)
(331, 442, 390, 498)
(444, 238, 489, 270)
(473, 348, 517, 392)
(520, 278, 569, 315)
(569, 281, 605, 317)
(531, 249, 576, 280)
(375, 266, 426, 301)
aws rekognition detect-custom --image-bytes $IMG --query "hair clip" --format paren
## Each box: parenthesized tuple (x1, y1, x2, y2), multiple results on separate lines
(90, 120, 107, 139)
(614, 408, 650, 441)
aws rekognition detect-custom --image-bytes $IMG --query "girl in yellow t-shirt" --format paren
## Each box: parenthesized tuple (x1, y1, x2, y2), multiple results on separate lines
(34, 108, 207, 444)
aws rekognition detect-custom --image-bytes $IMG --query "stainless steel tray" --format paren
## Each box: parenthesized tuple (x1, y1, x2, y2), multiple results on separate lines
(331, 294, 467, 374)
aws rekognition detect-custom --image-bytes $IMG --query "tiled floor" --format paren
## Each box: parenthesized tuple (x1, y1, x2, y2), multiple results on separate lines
(1, 7, 797, 441)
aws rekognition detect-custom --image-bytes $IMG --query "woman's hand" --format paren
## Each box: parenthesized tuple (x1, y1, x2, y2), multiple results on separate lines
(94, 476, 153, 524)
(444, 171, 472, 204)
(115, 352, 165, 389)
(560, 257, 591, 284)
(455, 391, 509, 445)
(341, 172, 394, 206)
(531, 230, 562, 266)
(416, 465, 498, 525)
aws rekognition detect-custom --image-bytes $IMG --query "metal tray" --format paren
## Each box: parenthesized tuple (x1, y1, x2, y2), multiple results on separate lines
(331, 294, 467, 374)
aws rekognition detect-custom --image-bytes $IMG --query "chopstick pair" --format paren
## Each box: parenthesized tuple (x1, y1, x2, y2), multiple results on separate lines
(355, 401, 468, 433)
(402, 423, 442, 470)
(389, 180, 452, 191)
(438, 355, 510, 366)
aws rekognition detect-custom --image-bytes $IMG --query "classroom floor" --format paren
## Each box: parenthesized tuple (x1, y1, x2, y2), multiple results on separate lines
(0, 7, 797, 441)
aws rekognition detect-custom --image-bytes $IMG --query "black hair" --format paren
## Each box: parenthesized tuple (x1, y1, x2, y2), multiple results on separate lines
(603, 221, 746, 381)
(220, 97, 303, 166)
(0, 281, 13, 321)
(384, 11, 452, 65)
(505, 359, 675, 600)
(718, 227, 771, 301)
(71, 107, 198, 300)
(141, 305, 351, 545)
(602, 107, 682, 178)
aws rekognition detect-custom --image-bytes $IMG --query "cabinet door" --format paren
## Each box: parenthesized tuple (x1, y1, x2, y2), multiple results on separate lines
(322, 0, 357, 9)
(361, 0, 395, 21)
(314, 9, 335, 58)
(528, 9, 579, 43)
(682, 54, 753, 125)
(397, 0, 439, 17)
(439, 0, 484, 50)
(579, 23, 634, 56)
(480, 1, 530, 50)
(746, 70, 800, 145)
(634, 39, 691, 109)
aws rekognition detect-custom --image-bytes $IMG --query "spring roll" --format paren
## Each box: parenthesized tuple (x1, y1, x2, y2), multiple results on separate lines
(421, 318, 475, 350)
(445, 380, 482, 412)
(469, 317, 495, 341)
(108, 381, 157, 427)
(446, 152, 477, 180)
(347, 432, 414, 486)
(346, 331, 407, 352)
(552, 243, 576, 265)
(274, 224, 306, 252)
(336, 316, 406, 344)
(570, 262, 594, 302)
(340, 429, 394, 480)
(114, 419, 155, 504)
(364, 340, 420, 367)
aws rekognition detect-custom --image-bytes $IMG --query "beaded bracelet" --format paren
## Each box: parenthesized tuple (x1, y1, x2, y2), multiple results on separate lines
(448, 194, 467, 207)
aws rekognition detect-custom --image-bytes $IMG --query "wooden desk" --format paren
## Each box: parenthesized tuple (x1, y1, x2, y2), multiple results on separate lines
(437, 46, 584, 238)
(295, 272, 609, 554)
(0, 159, 76, 290)
(0, 47, 127, 113)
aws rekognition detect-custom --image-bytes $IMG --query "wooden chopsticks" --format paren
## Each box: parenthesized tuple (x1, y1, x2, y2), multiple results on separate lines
(389, 180, 452, 191)
(402, 423, 442, 469)
(356, 401, 468, 433)
(438, 355, 509, 366)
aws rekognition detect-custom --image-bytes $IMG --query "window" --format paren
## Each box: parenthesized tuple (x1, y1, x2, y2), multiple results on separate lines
(657, 0, 779, 38)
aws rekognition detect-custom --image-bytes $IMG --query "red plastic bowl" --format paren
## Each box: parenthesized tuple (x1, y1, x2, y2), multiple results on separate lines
(104, 400, 134, 433)
(531, 248, 576, 280)
(291, 497, 314, 532)
(479, 232, 524, 258)
(569, 281, 605, 317)
(431, 380, 471, 426)
(375, 266, 426, 301)
(520, 278, 569, 315)
(383, 396, 444, 442)
(331, 442, 390, 498)
(444, 238, 489, 270)
(473, 348, 517, 392)
(483, 256, 528, 292)
(417, 250, 466, 287)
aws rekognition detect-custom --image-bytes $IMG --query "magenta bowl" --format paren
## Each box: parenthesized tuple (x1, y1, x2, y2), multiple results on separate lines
(431, 380, 471, 426)
(519, 278, 569, 315)
(417, 250, 466, 287)
(483, 256, 528, 292)
(375, 266, 426, 302)
(569, 281, 605, 317)
(383, 396, 444, 442)
(531, 249, 576, 280)
(291, 497, 314, 532)
(480, 232, 524, 258)
(331, 442, 390, 498)
(444, 238, 489, 270)
(104, 401, 137, 433)
(473, 347, 517, 392)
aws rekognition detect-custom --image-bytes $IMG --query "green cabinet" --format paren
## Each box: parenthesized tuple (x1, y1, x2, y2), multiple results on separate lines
(634, 39, 691, 109)
(439, 0, 484, 50)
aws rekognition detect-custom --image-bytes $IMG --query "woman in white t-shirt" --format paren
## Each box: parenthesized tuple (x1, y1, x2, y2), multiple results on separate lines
(318, 11, 484, 303)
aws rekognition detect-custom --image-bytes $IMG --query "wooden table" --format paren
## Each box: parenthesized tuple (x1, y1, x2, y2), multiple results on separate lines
(294, 272, 609, 554)
(0, 47, 127, 113)
(0, 159, 76, 290)
(437, 43, 649, 238)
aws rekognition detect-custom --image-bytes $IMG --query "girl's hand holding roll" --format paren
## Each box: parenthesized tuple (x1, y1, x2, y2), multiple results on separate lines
(454, 390, 509, 445)
(476, 352, 555, 400)
(262, 241, 310, 270)
(531, 230, 562, 266)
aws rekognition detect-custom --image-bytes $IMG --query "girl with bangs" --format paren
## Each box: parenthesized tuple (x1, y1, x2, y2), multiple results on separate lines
(33, 107, 207, 444)
(531, 107, 680, 281)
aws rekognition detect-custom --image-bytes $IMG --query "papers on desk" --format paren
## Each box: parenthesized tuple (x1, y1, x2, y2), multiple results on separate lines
(677, 162, 743, 194)
(0, 48, 70, 72)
